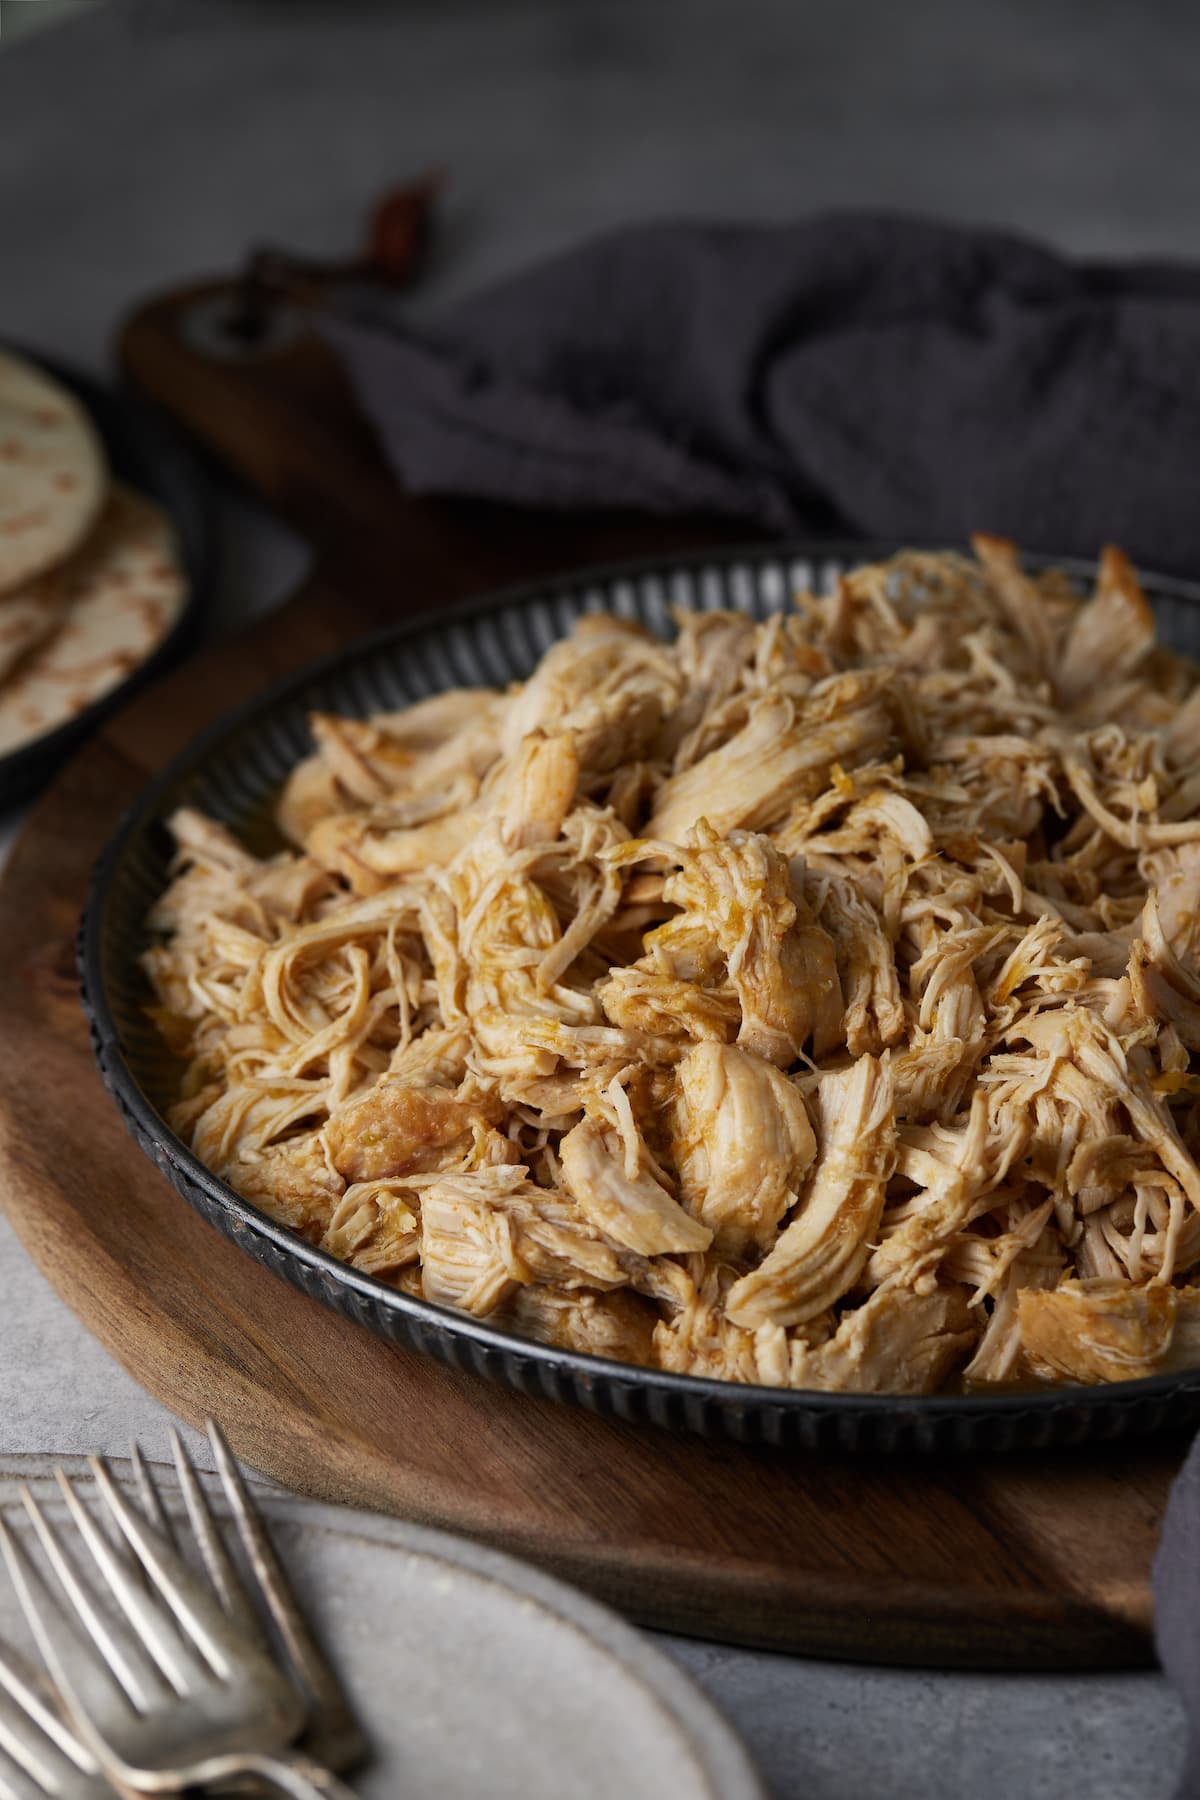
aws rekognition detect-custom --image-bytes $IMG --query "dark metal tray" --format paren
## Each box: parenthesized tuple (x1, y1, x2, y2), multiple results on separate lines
(80, 540, 1200, 1450)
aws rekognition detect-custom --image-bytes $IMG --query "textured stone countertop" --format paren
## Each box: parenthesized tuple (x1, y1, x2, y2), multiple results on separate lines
(1, 3, 1194, 1792)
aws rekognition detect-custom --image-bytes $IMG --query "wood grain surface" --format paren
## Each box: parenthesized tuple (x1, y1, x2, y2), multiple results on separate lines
(0, 282, 1184, 1668)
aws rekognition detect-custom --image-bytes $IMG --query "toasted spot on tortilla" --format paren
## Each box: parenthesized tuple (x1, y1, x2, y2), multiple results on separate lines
(0, 484, 186, 753)
(0, 351, 106, 592)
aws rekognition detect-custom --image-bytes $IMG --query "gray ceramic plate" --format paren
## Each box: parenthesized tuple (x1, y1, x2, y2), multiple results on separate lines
(80, 541, 1200, 1451)
(0, 1455, 763, 1800)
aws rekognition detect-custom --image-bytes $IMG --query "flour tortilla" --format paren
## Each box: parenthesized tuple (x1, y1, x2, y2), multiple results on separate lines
(0, 579, 72, 683)
(0, 489, 113, 679)
(0, 350, 107, 594)
(0, 484, 186, 755)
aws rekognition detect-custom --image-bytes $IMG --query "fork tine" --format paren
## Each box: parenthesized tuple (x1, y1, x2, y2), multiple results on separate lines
(0, 1743, 36, 1800)
(0, 1683, 105, 1800)
(207, 1421, 365, 1767)
(0, 1747, 104, 1800)
(0, 1753, 67, 1800)
(0, 1672, 111, 1800)
(0, 1639, 95, 1774)
(87, 1459, 239, 1683)
(127, 1445, 179, 1558)
(0, 1512, 140, 1751)
(0, 1684, 67, 1793)
(52, 1472, 200, 1702)
(168, 1432, 264, 1651)
(11, 1494, 150, 1715)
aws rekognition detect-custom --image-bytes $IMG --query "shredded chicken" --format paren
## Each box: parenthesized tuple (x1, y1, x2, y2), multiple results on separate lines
(672, 1044, 817, 1257)
(144, 538, 1200, 1394)
(724, 1054, 894, 1328)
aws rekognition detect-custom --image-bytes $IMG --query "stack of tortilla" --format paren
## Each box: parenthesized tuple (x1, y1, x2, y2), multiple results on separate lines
(0, 350, 187, 756)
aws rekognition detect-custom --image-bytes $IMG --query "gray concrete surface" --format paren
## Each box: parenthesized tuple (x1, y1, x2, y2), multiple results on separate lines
(0, 0, 96, 45)
(1, 2, 1195, 1793)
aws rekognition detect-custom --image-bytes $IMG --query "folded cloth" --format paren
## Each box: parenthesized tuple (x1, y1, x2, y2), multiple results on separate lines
(324, 211, 1200, 571)
(1156, 1432, 1200, 1798)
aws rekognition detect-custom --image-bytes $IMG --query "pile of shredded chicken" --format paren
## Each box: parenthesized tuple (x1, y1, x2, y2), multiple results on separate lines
(144, 536, 1200, 1394)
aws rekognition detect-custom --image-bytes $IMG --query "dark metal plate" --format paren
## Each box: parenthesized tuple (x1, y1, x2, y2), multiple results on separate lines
(79, 540, 1200, 1449)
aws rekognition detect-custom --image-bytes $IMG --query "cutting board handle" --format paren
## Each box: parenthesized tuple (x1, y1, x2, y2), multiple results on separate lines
(120, 282, 409, 564)
(118, 280, 743, 609)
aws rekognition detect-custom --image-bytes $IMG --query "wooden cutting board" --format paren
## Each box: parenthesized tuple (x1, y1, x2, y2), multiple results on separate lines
(0, 278, 1185, 1670)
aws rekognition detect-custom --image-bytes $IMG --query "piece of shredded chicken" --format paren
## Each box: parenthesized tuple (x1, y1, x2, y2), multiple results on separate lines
(144, 538, 1200, 1394)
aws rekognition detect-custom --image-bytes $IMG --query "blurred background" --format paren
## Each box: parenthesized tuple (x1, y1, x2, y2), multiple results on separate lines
(6, 0, 1200, 364)
(5, 0, 1198, 732)
(1, 0, 93, 40)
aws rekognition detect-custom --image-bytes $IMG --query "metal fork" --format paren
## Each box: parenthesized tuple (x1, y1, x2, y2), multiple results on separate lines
(0, 1638, 107, 1799)
(0, 1460, 354, 1798)
(129, 1424, 364, 1776)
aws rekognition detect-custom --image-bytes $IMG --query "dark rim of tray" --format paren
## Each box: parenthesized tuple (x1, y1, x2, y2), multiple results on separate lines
(0, 349, 211, 808)
(80, 537, 1200, 1452)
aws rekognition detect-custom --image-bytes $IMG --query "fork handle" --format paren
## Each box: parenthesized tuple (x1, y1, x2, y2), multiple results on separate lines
(204, 1750, 358, 1797)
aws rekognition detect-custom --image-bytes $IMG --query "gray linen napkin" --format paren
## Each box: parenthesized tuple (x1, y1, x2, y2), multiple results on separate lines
(324, 209, 1200, 570)
(1156, 1434, 1200, 1797)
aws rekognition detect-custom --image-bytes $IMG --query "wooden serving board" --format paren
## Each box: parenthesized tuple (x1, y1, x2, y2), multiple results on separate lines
(0, 278, 1185, 1670)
